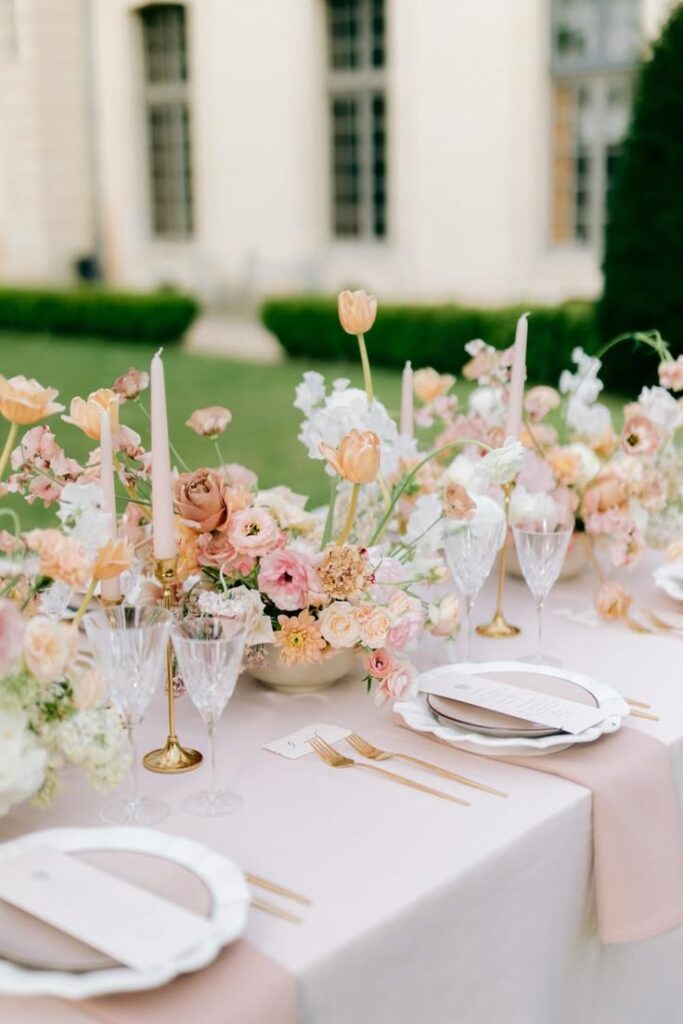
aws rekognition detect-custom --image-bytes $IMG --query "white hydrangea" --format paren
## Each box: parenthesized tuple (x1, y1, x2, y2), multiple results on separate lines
(56, 708, 127, 792)
(296, 375, 399, 477)
(0, 708, 47, 816)
(468, 385, 507, 425)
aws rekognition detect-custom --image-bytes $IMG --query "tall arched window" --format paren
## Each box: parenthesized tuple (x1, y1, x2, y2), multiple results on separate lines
(139, 3, 194, 237)
(550, 0, 641, 249)
(327, 0, 387, 239)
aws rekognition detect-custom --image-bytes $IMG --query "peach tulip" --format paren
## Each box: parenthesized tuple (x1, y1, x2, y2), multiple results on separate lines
(320, 430, 380, 484)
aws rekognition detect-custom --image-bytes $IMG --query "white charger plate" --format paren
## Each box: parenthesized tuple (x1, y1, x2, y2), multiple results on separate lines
(394, 661, 630, 757)
(0, 826, 249, 998)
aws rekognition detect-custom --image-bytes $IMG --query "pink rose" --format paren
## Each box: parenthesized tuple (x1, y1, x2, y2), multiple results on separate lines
(373, 661, 418, 707)
(658, 357, 683, 393)
(258, 548, 316, 611)
(364, 647, 395, 680)
(227, 507, 283, 558)
(196, 532, 256, 577)
(388, 615, 422, 651)
(0, 599, 24, 674)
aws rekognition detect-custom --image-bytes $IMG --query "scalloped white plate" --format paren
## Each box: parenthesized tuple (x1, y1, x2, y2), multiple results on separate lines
(0, 827, 249, 998)
(394, 661, 630, 757)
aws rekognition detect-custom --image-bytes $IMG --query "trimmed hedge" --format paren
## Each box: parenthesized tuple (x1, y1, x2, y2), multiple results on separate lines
(599, 4, 683, 392)
(262, 296, 598, 385)
(0, 287, 199, 343)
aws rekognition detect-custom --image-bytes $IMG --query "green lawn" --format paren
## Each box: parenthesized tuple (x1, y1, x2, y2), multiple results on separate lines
(0, 332, 407, 528)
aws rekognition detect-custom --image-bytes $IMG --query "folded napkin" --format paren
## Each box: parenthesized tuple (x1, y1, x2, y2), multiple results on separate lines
(81, 940, 298, 1024)
(397, 713, 683, 944)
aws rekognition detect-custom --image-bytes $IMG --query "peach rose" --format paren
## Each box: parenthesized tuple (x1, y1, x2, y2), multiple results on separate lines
(186, 406, 232, 438)
(546, 447, 582, 487)
(0, 375, 64, 425)
(62, 389, 119, 440)
(582, 473, 627, 517)
(337, 289, 377, 335)
(23, 616, 72, 684)
(413, 368, 455, 404)
(174, 468, 230, 532)
(70, 664, 104, 709)
(355, 605, 391, 649)
(524, 385, 560, 422)
(24, 529, 90, 589)
(92, 538, 134, 581)
(320, 429, 380, 484)
(595, 581, 632, 621)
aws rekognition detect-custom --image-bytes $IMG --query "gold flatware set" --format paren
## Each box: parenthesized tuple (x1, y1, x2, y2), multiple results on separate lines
(247, 872, 310, 925)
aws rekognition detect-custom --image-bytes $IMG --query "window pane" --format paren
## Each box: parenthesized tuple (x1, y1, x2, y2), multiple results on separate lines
(328, 0, 361, 70)
(604, 0, 641, 62)
(140, 4, 188, 84)
(331, 96, 361, 236)
(371, 93, 387, 236)
(370, 0, 385, 68)
(147, 101, 193, 236)
(552, 0, 600, 65)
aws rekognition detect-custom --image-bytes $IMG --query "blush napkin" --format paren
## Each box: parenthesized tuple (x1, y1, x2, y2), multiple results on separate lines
(397, 716, 683, 944)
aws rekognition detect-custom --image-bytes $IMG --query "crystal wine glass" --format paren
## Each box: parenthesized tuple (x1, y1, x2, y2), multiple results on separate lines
(443, 499, 506, 661)
(84, 606, 172, 825)
(171, 615, 247, 817)
(512, 520, 574, 664)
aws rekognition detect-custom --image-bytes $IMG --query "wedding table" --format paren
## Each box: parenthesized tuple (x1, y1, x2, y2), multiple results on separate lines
(2, 557, 683, 1024)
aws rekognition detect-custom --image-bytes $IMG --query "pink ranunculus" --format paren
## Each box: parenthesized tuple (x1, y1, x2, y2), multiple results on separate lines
(658, 357, 683, 393)
(0, 599, 24, 674)
(258, 548, 316, 611)
(373, 661, 418, 707)
(196, 532, 256, 577)
(364, 647, 395, 680)
(227, 507, 283, 558)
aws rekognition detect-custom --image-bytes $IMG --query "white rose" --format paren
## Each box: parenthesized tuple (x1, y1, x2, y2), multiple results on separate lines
(0, 709, 46, 816)
(355, 606, 392, 649)
(427, 594, 461, 637)
(318, 601, 361, 648)
(387, 591, 423, 623)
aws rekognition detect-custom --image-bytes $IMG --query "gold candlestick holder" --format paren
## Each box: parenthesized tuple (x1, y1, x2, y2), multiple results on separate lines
(476, 481, 520, 639)
(143, 557, 203, 774)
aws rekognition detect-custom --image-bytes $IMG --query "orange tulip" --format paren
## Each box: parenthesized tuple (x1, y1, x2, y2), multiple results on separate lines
(0, 375, 64, 425)
(320, 430, 380, 484)
(92, 538, 134, 581)
(337, 290, 378, 335)
(62, 389, 119, 440)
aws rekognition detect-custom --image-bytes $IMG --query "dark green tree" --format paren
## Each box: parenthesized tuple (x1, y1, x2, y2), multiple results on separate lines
(598, 4, 683, 390)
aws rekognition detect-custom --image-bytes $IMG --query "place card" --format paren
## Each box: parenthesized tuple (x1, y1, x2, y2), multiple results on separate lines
(0, 848, 215, 972)
(420, 670, 606, 736)
(264, 723, 350, 759)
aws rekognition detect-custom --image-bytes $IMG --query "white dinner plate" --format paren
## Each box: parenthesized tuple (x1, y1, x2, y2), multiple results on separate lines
(0, 827, 249, 999)
(394, 661, 630, 757)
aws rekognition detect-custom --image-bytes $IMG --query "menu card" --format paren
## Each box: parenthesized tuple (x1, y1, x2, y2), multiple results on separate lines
(264, 722, 350, 759)
(420, 670, 607, 735)
(0, 848, 215, 972)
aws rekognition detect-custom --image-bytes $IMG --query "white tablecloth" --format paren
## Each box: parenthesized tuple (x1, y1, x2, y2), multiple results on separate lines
(2, 559, 683, 1023)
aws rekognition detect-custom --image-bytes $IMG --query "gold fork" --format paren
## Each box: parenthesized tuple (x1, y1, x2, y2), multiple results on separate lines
(647, 611, 683, 633)
(251, 897, 302, 924)
(346, 732, 507, 798)
(308, 735, 468, 805)
(623, 614, 654, 635)
(246, 873, 310, 907)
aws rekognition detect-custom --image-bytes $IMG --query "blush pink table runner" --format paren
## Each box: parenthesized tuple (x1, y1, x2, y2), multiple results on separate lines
(398, 714, 683, 944)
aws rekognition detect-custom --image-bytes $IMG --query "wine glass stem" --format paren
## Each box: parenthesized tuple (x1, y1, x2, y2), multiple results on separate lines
(536, 598, 545, 664)
(127, 722, 140, 807)
(464, 595, 474, 662)
(208, 720, 218, 794)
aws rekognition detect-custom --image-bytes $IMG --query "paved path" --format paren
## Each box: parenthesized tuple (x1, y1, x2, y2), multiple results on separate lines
(184, 312, 283, 364)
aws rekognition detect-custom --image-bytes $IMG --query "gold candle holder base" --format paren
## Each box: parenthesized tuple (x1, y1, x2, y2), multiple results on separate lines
(143, 736, 202, 774)
(143, 556, 202, 775)
(476, 481, 520, 639)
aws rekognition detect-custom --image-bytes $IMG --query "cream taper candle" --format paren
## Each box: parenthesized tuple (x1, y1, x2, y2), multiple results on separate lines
(400, 360, 414, 438)
(99, 412, 121, 601)
(505, 312, 530, 439)
(150, 349, 177, 560)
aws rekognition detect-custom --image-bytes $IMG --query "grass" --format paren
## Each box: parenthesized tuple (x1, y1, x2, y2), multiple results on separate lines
(0, 332, 408, 529)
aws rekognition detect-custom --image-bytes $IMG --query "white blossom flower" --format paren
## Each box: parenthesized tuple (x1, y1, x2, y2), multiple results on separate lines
(637, 386, 683, 436)
(474, 437, 524, 487)
(559, 348, 613, 442)
(405, 494, 444, 555)
(293, 371, 326, 416)
(57, 482, 110, 554)
(509, 486, 558, 525)
(0, 708, 47, 816)
(468, 385, 506, 425)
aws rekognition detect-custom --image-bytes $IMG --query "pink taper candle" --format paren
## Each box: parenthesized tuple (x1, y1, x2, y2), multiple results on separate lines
(150, 349, 177, 561)
(99, 411, 121, 601)
(505, 312, 530, 439)
(400, 360, 414, 439)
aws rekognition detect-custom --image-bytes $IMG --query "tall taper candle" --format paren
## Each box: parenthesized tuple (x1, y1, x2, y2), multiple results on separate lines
(400, 360, 414, 438)
(99, 411, 121, 601)
(505, 312, 530, 439)
(150, 349, 178, 560)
